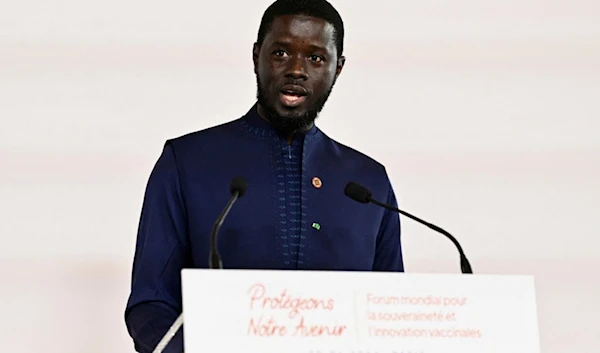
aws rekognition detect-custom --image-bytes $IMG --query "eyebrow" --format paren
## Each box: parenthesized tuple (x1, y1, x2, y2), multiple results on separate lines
(271, 40, 328, 53)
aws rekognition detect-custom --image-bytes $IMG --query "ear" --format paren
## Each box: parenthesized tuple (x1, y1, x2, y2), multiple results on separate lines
(253, 42, 260, 75)
(335, 55, 346, 80)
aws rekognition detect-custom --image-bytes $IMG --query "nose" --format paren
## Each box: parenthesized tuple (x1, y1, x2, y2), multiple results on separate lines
(285, 55, 308, 80)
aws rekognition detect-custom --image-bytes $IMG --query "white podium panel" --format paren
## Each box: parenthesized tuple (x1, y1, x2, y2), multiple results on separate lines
(181, 269, 540, 353)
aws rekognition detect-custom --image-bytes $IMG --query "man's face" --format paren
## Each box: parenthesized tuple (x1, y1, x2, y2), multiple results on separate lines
(253, 14, 345, 134)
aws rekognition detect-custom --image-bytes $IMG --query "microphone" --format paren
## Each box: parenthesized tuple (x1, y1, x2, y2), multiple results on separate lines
(151, 176, 248, 353)
(344, 181, 473, 274)
(209, 176, 248, 269)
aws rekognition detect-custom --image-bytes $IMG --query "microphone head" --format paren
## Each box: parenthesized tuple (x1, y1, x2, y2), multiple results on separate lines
(344, 182, 372, 204)
(229, 176, 248, 197)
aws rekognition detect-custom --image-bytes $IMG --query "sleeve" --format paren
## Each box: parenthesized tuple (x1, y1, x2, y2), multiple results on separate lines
(372, 173, 404, 271)
(124, 142, 190, 353)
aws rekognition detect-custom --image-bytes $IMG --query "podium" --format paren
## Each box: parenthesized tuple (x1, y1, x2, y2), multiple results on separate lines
(179, 269, 541, 353)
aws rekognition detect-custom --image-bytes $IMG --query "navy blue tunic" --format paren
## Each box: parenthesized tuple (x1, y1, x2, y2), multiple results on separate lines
(125, 104, 404, 352)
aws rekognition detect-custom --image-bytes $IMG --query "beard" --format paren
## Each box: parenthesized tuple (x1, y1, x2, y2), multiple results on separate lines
(256, 75, 334, 136)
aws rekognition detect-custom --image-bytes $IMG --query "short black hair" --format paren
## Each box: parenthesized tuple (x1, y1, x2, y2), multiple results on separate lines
(256, 0, 345, 58)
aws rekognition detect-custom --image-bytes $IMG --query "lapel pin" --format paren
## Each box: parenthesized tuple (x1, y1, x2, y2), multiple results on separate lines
(312, 177, 322, 188)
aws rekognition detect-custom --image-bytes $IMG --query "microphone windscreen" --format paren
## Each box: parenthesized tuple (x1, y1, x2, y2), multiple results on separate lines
(230, 176, 248, 197)
(344, 182, 371, 203)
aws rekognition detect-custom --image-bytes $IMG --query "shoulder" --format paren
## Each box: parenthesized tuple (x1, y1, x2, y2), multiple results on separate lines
(320, 130, 388, 176)
(166, 119, 240, 151)
(318, 130, 395, 202)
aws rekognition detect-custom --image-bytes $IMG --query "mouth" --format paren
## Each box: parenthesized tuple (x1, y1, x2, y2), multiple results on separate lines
(279, 84, 308, 108)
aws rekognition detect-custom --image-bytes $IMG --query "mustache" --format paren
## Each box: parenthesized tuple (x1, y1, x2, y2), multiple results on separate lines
(279, 80, 309, 91)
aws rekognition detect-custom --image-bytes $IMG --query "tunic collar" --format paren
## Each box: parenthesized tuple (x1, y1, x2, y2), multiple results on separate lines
(241, 102, 320, 139)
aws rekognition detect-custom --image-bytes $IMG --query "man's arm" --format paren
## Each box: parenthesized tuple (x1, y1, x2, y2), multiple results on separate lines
(372, 173, 404, 271)
(125, 141, 190, 353)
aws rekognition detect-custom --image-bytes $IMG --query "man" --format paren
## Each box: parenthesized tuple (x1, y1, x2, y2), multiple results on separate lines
(125, 0, 404, 352)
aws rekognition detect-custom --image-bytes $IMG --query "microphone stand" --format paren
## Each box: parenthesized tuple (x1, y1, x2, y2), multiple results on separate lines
(152, 188, 243, 353)
(368, 197, 473, 274)
(209, 189, 241, 269)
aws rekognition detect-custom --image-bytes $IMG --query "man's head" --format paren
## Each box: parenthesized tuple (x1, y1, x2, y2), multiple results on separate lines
(253, 0, 346, 135)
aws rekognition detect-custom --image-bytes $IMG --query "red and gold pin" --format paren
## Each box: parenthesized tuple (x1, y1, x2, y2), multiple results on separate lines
(312, 177, 322, 188)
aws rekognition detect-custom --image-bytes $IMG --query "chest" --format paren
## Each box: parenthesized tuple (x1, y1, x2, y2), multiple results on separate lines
(180, 137, 385, 270)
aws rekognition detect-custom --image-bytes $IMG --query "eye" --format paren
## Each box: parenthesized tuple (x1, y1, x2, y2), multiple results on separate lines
(309, 55, 324, 62)
(274, 50, 289, 57)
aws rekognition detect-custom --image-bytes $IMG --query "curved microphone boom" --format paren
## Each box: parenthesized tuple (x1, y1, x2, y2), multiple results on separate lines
(344, 181, 473, 274)
(209, 176, 248, 269)
(152, 176, 248, 353)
